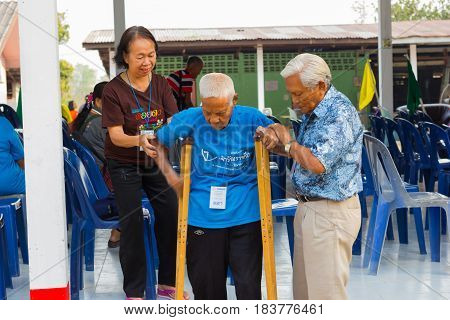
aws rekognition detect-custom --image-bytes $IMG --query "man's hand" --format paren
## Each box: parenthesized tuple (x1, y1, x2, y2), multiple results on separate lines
(268, 123, 292, 145)
(255, 126, 280, 150)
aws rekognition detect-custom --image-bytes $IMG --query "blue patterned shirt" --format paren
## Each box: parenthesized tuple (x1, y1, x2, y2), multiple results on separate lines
(292, 85, 363, 201)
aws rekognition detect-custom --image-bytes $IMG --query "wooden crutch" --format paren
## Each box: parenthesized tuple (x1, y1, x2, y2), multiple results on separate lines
(175, 138, 193, 300)
(254, 136, 278, 300)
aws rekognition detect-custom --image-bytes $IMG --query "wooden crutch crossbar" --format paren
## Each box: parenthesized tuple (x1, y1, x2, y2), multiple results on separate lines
(175, 138, 193, 300)
(254, 136, 278, 300)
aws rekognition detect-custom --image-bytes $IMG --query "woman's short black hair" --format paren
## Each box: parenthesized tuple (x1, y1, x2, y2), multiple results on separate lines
(114, 26, 159, 69)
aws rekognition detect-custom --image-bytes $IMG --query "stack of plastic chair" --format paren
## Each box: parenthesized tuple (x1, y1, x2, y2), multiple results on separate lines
(63, 148, 157, 299)
(70, 139, 158, 271)
(363, 134, 449, 274)
(397, 119, 432, 187)
(369, 115, 386, 142)
(0, 197, 28, 278)
(420, 122, 450, 235)
(0, 214, 13, 300)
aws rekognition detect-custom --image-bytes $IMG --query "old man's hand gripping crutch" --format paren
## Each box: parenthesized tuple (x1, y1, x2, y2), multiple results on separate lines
(254, 135, 278, 300)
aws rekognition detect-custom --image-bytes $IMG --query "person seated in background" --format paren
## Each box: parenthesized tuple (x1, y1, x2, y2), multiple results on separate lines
(71, 82, 108, 135)
(0, 114, 25, 196)
(145, 73, 279, 300)
(68, 100, 79, 121)
(166, 56, 204, 111)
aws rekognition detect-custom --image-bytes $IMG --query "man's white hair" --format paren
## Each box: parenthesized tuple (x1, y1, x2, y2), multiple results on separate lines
(280, 53, 332, 89)
(199, 73, 235, 104)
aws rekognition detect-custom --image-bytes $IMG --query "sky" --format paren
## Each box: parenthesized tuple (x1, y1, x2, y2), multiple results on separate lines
(57, 0, 377, 79)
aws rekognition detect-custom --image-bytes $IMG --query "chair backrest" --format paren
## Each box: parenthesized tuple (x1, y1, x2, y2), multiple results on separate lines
(420, 122, 450, 166)
(63, 148, 105, 226)
(290, 119, 301, 138)
(396, 118, 430, 166)
(361, 144, 375, 195)
(71, 139, 110, 199)
(364, 134, 409, 205)
(369, 115, 386, 142)
(0, 104, 22, 129)
(62, 119, 75, 151)
(384, 117, 403, 158)
(267, 115, 281, 124)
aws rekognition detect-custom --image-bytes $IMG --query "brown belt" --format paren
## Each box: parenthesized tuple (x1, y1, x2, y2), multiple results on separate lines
(296, 194, 327, 203)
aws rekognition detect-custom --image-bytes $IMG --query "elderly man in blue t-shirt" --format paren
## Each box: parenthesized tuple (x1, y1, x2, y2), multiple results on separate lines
(145, 73, 278, 300)
(267, 53, 363, 300)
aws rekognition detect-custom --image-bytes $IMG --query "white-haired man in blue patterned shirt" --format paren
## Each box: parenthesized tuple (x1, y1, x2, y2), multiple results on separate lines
(266, 53, 363, 300)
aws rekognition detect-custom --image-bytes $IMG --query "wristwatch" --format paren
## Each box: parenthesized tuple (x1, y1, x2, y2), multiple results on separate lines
(284, 139, 297, 156)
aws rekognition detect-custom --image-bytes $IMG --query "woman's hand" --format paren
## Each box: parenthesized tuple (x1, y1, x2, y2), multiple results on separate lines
(142, 135, 164, 159)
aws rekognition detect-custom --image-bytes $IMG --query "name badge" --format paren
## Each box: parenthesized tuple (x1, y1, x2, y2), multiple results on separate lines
(139, 129, 154, 151)
(209, 186, 227, 210)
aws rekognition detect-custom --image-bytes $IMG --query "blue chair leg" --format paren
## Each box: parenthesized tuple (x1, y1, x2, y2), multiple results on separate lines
(386, 216, 394, 240)
(359, 191, 368, 218)
(16, 205, 29, 264)
(438, 173, 448, 236)
(285, 216, 295, 265)
(143, 217, 156, 300)
(227, 267, 235, 285)
(369, 201, 392, 275)
(396, 208, 408, 244)
(70, 218, 81, 300)
(428, 207, 441, 262)
(2, 205, 19, 277)
(79, 229, 85, 291)
(352, 226, 362, 256)
(363, 194, 378, 268)
(1, 226, 13, 298)
(84, 222, 95, 272)
(411, 207, 426, 254)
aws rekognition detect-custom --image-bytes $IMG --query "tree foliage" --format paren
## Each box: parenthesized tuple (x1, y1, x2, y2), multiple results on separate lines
(58, 12, 73, 106)
(70, 64, 98, 106)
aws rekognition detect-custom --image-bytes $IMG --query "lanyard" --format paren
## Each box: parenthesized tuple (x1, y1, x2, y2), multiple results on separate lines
(125, 71, 152, 127)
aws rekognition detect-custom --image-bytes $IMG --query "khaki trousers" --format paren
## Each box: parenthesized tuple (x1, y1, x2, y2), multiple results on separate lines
(293, 195, 361, 300)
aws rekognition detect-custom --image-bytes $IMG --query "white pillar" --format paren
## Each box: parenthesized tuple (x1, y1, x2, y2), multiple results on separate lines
(256, 43, 265, 111)
(18, 0, 69, 299)
(113, 0, 125, 76)
(378, 0, 394, 116)
(409, 44, 418, 80)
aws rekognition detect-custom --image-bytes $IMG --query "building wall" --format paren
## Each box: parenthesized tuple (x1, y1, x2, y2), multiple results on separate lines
(156, 50, 365, 123)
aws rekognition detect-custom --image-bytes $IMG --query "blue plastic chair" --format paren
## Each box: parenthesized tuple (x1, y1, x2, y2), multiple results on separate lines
(63, 148, 157, 299)
(0, 214, 13, 299)
(0, 197, 28, 278)
(353, 145, 377, 256)
(271, 198, 297, 265)
(364, 135, 449, 274)
(420, 122, 450, 235)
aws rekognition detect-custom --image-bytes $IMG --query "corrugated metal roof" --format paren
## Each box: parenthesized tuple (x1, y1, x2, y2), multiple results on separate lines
(0, 1, 17, 46)
(83, 20, 450, 45)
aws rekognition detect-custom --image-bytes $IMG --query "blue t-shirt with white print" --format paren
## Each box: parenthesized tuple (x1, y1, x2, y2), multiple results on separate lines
(157, 105, 273, 228)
